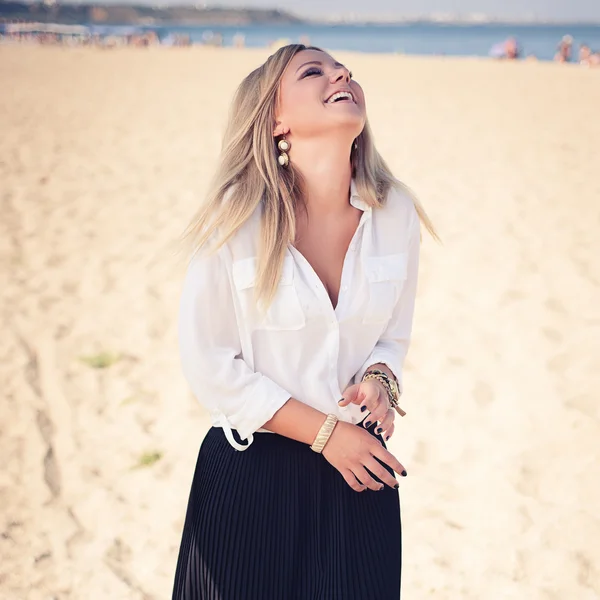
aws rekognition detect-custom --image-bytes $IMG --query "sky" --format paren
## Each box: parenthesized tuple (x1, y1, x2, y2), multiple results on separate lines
(174, 0, 600, 22)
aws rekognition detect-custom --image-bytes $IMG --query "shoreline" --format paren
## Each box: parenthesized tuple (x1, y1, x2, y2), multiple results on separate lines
(3, 20, 600, 63)
(2, 42, 598, 67)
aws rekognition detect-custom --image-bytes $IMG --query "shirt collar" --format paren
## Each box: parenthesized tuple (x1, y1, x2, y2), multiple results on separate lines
(349, 179, 372, 213)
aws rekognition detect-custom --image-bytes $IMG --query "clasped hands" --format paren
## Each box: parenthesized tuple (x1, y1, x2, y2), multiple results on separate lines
(321, 378, 406, 492)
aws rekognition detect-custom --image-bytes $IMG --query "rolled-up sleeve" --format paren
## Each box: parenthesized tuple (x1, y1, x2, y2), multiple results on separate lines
(177, 246, 292, 443)
(355, 207, 421, 393)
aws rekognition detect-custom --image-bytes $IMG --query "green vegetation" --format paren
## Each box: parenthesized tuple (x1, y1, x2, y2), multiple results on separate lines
(133, 451, 163, 469)
(79, 351, 122, 369)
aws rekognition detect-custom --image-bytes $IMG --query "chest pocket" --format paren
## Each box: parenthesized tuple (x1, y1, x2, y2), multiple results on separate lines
(232, 255, 306, 331)
(363, 254, 408, 324)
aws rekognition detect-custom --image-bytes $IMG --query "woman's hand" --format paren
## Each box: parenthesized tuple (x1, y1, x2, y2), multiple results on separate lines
(338, 379, 395, 441)
(322, 421, 407, 492)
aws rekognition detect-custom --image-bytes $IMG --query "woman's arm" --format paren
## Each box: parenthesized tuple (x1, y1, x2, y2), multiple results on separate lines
(355, 205, 421, 392)
(180, 247, 342, 446)
(265, 398, 407, 491)
(178, 247, 293, 442)
(340, 206, 422, 440)
(262, 398, 327, 445)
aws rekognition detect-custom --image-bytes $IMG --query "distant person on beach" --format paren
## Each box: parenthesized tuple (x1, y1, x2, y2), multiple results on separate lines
(577, 43, 599, 66)
(171, 44, 437, 599)
(233, 32, 245, 48)
(489, 37, 520, 60)
(554, 35, 573, 63)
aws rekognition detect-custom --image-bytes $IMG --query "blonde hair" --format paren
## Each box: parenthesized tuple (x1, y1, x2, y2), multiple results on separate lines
(181, 44, 438, 306)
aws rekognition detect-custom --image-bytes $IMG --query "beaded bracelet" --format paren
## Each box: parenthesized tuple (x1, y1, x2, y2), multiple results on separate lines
(362, 369, 406, 417)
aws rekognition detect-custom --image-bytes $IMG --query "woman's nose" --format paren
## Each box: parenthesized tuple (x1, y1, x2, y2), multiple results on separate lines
(330, 67, 350, 84)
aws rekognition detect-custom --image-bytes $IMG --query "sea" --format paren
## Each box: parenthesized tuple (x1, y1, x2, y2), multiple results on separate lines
(152, 22, 600, 61)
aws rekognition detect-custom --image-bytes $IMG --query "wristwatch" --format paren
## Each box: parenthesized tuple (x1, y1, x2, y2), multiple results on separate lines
(362, 369, 406, 417)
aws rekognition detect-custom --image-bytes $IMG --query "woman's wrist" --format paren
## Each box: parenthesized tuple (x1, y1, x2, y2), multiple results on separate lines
(262, 398, 332, 446)
(370, 379, 390, 404)
(362, 366, 406, 417)
(362, 373, 391, 407)
(310, 414, 339, 453)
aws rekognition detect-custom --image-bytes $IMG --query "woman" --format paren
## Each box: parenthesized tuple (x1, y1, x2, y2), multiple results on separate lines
(172, 44, 437, 599)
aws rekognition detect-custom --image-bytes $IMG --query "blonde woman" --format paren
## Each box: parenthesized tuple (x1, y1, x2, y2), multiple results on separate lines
(172, 44, 436, 599)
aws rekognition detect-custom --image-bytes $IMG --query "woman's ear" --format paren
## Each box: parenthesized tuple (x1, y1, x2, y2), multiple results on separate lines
(273, 122, 289, 138)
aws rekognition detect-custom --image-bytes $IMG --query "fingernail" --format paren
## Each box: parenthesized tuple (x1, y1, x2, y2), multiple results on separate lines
(360, 405, 367, 412)
(365, 421, 372, 428)
(379, 486, 384, 491)
(338, 398, 345, 404)
(376, 427, 382, 435)
(385, 435, 390, 441)
(394, 483, 399, 489)
(401, 470, 407, 477)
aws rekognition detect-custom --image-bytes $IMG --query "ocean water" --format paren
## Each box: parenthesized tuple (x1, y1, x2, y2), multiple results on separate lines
(154, 22, 600, 61)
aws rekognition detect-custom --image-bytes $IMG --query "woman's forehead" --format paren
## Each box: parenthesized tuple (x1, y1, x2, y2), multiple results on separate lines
(288, 48, 338, 70)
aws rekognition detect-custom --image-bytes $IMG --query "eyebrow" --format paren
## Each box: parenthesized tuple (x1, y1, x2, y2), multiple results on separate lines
(295, 60, 346, 73)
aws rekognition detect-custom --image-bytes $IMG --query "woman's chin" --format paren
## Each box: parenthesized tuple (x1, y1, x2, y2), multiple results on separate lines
(328, 111, 366, 134)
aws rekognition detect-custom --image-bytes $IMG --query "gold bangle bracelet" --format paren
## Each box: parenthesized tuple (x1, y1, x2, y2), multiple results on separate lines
(310, 414, 339, 453)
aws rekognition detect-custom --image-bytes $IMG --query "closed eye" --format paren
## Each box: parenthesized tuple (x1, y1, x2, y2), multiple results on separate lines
(301, 67, 323, 78)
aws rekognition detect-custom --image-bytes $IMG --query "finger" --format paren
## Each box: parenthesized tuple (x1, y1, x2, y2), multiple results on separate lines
(368, 402, 389, 427)
(371, 445, 408, 478)
(361, 385, 388, 425)
(363, 456, 399, 489)
(353, 466, 384, 492)
(341, 469, 366, 492)
(363, 399, 389, 429)
(382, 422, 395, 442)
(338, 384, 365, 407)
(374, 409, 395, 438)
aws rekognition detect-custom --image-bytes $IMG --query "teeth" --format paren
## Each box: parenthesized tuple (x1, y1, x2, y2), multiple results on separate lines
(327, 91, 354, 103)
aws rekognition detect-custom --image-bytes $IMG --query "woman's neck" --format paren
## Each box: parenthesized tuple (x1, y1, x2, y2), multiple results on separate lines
(289, 137, 353, 217)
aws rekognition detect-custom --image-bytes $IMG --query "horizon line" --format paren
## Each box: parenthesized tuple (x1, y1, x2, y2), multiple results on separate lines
(4, 1, 600, 26)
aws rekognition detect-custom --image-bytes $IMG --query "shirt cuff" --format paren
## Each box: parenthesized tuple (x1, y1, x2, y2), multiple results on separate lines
(226, 375, 292, 441)
(355, 344, 405, 395)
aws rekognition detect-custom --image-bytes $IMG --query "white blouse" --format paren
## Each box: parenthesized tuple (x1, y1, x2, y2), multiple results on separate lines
(178, 181, 421, 451)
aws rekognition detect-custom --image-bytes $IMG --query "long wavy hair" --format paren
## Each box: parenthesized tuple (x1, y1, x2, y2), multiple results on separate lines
(181, 44, 438, 306)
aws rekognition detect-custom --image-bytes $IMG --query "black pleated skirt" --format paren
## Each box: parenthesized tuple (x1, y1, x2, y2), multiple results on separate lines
(171, 423, 401, 600)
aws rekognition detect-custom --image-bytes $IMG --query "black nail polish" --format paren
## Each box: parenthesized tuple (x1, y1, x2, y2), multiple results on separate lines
(360, 405, 367, 412)
(376, 427, 382, 435)
(401, 470, 407, 477)
(338, 398, 345, 404)
(385, 435, 390, 441)
(365, 421, 372, 428)
(394, 483, 399, 489)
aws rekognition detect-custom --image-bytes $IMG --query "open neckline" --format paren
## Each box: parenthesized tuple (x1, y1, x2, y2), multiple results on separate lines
(288, 209, 370, 314)
(286, 179, 372, 313)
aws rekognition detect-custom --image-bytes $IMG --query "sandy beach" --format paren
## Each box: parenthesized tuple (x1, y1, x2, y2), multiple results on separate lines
(1, 45, 599, 599)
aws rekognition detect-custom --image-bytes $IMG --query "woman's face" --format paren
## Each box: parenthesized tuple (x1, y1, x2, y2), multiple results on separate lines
(275, 49, 366, 141)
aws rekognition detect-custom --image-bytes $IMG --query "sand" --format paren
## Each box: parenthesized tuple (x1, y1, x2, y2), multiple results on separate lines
(1, 45, 599, 599)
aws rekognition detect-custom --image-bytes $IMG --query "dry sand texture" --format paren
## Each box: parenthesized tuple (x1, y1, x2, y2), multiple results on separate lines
(1, 45, 599, 599)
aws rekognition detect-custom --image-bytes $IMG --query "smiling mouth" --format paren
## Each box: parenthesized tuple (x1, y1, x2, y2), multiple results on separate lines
(325, 91, 355, 104)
